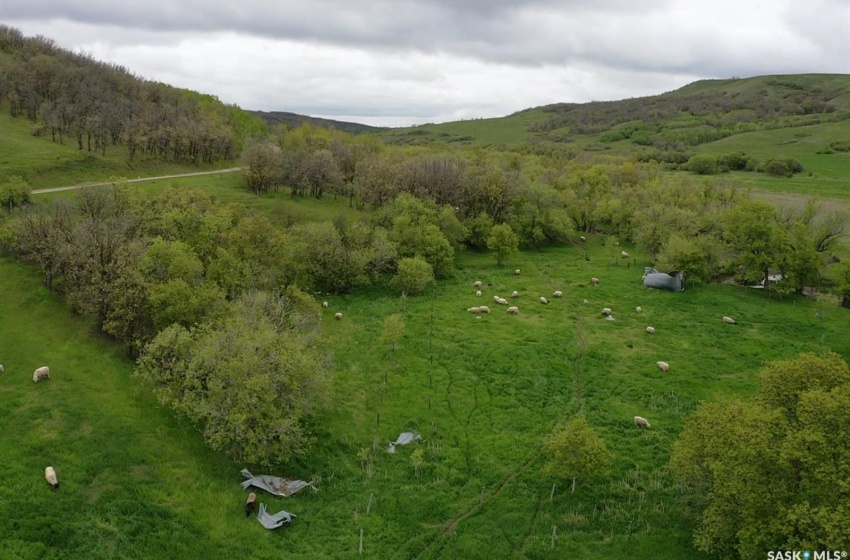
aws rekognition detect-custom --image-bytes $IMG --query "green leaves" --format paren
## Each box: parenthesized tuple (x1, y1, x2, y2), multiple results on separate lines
(544, 417, 612, 493)
(487, 223, 518, 266)
(670, 353, 850, 557)
(137, 291, 331, 466)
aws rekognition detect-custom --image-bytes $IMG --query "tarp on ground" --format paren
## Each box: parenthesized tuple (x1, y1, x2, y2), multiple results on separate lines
(241, 469, 314, 497)
(643, 268, 685, 292)
(387, 431, 422, 453)
(257, 503, 296, 529)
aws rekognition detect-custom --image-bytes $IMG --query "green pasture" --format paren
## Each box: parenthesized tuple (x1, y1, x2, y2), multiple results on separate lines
(0, 112, 231, 190)
(3, 234, 849, 559)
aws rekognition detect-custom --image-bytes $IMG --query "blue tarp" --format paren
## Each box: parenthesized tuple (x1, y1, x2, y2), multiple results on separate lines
(643, 268, 685, 292)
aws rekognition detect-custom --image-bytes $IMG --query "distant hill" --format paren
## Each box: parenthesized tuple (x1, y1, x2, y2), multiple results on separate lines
(380, 74, 850, 150)
(251, 110, 388, 135)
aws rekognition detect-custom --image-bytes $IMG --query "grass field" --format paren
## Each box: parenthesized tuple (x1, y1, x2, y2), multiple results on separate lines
(3, 234, 849, 559)
(0, 112, 233, 190)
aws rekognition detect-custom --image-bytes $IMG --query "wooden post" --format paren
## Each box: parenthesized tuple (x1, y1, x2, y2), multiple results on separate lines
(366, 493, 374, 514)
(359, 528, 364, 554)
(550, 483, 556, 502)
(550, 525, 557, 549)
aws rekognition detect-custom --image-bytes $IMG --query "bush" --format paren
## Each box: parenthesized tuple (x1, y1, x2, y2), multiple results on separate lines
(390, 256, 434, 295)
(687, 154, 718, 175)
(0, 176, 31, 209)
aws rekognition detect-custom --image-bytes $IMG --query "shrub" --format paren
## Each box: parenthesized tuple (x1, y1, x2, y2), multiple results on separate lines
(687, 154, 718, 175)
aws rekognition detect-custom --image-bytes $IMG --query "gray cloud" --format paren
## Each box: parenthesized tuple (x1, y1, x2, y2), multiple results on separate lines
(4, 0, 849, 126)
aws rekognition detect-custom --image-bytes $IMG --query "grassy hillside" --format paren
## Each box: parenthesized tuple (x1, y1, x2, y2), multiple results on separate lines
(3, 231, 848, 558)
(252, 110, 388, 135)
(0, 111, 235, 190)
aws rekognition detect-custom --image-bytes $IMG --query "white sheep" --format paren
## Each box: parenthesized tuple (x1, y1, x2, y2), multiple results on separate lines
(645, 326, 655, 334)
(0, 364, 4, 373)
(322, 301, 329, 308)
(496, 297, 509, 305)
(591, 277, 599, 285)
(478, 306, 491, 314)
(601, 308, 612, 316)
(579, 235, 586, 241)
(476, 290, 482, 297)
(634, 416, 651, 429)
(44, 466, 58, 490)
(334, 312, 343, 320)
(493, 295, 501, 303)
(510, 290, 518, 298)
(635, 306, 642, 313)
(657, 361, 669, 372)
(621, 250, 630, 258)
(467, 307, 481, 314)
(552, 290, 562, 298)
(514, 269, 521, 276)
(506, 306, 519, 314)
(246, 492, 257, 517)
(473, 281, 482, 288)
(722, 316, 736, 324)
(33, 366, 50, 383)
(582, 299, 589, 304)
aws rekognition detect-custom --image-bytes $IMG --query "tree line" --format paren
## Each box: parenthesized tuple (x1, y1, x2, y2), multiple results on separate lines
(0, 25, 265, 163)
(243, 125, 850, 302)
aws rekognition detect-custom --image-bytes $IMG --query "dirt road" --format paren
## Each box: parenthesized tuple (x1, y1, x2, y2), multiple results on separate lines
(31, 167, 244, 195)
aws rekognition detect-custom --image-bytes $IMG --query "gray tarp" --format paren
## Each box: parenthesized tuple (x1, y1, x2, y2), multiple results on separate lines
(387, 431, 422, 453)
(643, 268, 685, 292)
(257, 503, 296, 529)
(241, 469, 314, 497)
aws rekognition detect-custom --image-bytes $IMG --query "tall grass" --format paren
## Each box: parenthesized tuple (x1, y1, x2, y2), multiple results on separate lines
(3, 235, 848, 559)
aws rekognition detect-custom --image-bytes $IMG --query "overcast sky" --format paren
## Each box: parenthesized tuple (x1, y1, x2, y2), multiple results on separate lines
(5, 1, 849, 127)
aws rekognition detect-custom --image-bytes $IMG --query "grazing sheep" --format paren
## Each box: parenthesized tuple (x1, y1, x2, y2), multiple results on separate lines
(552, 290, 562, 298)
(657, 361, 669, 372)
(601, 308, 612, 316)
(540, 297, 549, 304)
(44, 466, 58, 490)
(591, 277, 599, 285)
(722, 316, 736, 324)
(635, 306, 642, 313)
(634, 416, 651, 429)
(478, 306, 491, 314)
(493, 295, 501, 303)
(33, 366, 50, 383)
(621, 250, 630, 258)
(507, 306, 519, 314)
(645, 326, 655, 334)
(476, 290, 482, 297)
(495, 297, 509, 305)
(467, 307, 481, 314)
(473, 281, 482, 288)
(322, 301, 329, 308)
(579, 235, 586, 241)
(582, 299, 589, 304)
(246, 492, 257, 517)
(0, 364, 4, 373)
(511, 290, 518, 298)
(334, 312, 343, 320)
(514, 269, 521, 275)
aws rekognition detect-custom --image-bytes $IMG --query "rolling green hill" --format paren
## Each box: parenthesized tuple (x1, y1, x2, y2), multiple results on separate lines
(251, 110, 388, 135)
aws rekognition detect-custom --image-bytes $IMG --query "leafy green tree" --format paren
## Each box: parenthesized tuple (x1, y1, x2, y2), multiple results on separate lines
(241, 139, 283, 194)
(9, 199, 72, 289)
(544, 417, 612, 493)
(724, 200, 789, 287)
(670, 353, 850, 558)
(291, 221, 369, 292)
(0, 175, 31, 210)
(381, 313, 405, 357)
(137, 291, 331, 465)
(391, 256, 434, 295)
(465, 211, 495, 250)
(687, 154, 718, 175)
(487, 223, 519, 266)
(655, 234, 709, 282)
(147, 279, 226, 332)
(836, 261, 850, 308)
(510, 183, 573, 247)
